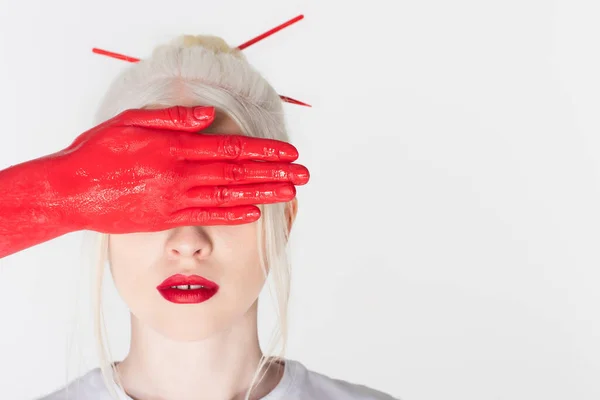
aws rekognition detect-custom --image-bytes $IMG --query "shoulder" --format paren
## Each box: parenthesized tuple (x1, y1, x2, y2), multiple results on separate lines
(284, 359, 401, 400)
(36, 368, 116, 400)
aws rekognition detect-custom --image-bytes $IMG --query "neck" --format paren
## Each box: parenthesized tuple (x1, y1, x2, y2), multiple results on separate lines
(114, 301, 284, 400)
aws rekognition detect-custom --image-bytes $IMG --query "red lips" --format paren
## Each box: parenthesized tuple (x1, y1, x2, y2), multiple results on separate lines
(156, 274, 219, 304)
(157, 274, 219, 290)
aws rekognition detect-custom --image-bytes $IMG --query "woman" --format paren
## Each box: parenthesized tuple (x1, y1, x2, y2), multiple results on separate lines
(0, 34, 398, 399)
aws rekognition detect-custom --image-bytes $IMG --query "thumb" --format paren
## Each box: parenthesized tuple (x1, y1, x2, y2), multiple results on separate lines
(115, 105, 216, 132)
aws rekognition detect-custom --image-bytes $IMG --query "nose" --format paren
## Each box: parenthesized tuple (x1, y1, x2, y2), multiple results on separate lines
(166, 226, 213, 259)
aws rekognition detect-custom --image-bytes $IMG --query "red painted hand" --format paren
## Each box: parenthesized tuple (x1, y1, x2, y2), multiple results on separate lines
(49, 105, 309, 233)
(0, 105, 309, 258)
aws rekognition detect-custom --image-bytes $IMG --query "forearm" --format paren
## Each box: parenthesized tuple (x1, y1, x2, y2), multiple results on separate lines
(0, 156, 75, 259)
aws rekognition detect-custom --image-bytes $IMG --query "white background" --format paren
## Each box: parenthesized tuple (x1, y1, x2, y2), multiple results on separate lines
(0, 0, 599, 399)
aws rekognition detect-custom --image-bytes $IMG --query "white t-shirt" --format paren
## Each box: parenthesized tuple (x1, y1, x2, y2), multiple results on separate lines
(38, 359, 400, 400)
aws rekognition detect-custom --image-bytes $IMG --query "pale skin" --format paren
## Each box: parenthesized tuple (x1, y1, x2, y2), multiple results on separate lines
(109, 107, 299, 400)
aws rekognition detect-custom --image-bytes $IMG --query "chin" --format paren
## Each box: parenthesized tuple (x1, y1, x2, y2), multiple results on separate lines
(151, 321, 223, 342)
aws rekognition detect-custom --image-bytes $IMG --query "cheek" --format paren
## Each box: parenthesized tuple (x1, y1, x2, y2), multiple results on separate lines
(216, 224, 266, 305)
(107, 234, 158, 300)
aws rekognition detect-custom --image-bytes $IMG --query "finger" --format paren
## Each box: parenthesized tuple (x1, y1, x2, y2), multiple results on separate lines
(172, 133, 299, 162)
(163, 205, 261, 227)
(116, 106, 216, 132)
(180, 161, 310, 186)
(181, 183, 296, 208)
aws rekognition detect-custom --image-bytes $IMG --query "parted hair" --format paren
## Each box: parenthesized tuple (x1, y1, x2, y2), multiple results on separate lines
(82, 34, 294, 400)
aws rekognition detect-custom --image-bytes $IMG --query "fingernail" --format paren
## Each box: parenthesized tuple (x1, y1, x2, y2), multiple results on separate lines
(291, 165, 309, 182)
(278, 144, 299, 160)
(193, 106, 215, 120)
(277, 184, 296, 197)
(247, 208, 260, 219)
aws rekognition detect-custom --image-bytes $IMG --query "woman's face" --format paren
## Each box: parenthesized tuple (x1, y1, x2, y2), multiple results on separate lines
(107, 108, 297, 341)
(108, 221, 264, 341)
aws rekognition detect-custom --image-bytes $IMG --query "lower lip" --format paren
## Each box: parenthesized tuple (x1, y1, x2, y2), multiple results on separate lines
(157, 287, 218, 304)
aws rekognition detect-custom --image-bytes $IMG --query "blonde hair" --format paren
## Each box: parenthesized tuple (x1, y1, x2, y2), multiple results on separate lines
(88, 34, 294, 400)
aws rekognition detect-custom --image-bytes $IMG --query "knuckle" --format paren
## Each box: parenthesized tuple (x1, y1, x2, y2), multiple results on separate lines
(214, 187, 230, 205)
(263, 145, 277, 158)
(220, 135, 243, 158)
(272, 166, 286, 180)
(224, 164, 246, 182)
(193, 208, 209, 224)
(169, 106, 186, 124)
(227, 210, 239, 221)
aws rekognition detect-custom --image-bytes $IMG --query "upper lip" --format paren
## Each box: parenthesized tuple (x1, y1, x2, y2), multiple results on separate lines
(156, 274, 219, 290)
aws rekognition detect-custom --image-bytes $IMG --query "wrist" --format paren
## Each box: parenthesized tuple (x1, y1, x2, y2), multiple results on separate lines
(0, 154, 83, 233)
